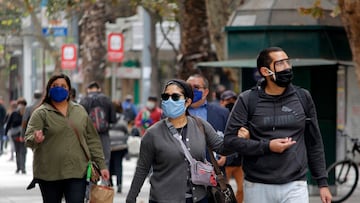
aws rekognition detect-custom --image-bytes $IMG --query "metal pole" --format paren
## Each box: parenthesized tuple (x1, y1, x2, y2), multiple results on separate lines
(72, 11, 79, 92)
(111, 63, 116, 100)
(42, 47, 46, 90)
(141, 7, 151, 106)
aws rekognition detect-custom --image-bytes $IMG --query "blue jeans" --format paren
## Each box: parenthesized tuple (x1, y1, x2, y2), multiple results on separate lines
(38, 178, 87, 203)
(244, 180, 309, 203)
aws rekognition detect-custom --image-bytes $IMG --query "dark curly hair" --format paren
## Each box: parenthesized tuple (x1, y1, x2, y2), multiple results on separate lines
(257, 47, 284, 75)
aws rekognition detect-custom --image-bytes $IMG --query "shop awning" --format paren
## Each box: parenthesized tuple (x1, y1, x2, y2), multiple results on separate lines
(196, 58, 342, 69)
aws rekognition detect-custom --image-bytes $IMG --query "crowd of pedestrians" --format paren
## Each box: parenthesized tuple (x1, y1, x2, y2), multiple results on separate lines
(0, 46, 332, 203)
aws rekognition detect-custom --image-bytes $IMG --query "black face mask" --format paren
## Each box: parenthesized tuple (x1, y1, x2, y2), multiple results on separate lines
(225, 103, 235, 112)
(272, 69, 293, 87)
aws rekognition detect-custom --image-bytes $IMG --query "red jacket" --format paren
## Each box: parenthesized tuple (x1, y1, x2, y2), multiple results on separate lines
(134, 107, 162, 135)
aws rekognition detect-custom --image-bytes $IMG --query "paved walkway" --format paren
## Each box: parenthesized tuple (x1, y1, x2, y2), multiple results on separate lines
(0, 147, 359, 203)
(0, 149, 149, 203)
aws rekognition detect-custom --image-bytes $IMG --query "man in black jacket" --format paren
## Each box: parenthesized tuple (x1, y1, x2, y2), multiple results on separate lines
(224, 47, 332, 203)
(80, 81, 116, 169)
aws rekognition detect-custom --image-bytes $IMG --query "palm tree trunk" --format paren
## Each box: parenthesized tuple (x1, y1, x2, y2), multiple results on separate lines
(177, 0, 216, 81)
(79, 0, 107, 91)
(338, 0, 360, 88)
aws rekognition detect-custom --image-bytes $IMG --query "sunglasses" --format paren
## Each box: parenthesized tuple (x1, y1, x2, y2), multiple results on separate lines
(161, 93, 184, 101)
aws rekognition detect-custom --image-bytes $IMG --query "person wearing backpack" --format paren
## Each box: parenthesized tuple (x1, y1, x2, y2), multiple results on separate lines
(224, 47, 332, 203)
(80, 81, 116, 169)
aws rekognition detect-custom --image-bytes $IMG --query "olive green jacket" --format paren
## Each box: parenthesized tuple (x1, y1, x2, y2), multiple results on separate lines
(25, 101, 106, 181)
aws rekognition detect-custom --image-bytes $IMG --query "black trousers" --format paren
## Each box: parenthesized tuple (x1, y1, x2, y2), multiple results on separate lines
(38, 178, 87, 203)
(14, 140, 27, 172)
(109, 149, 128, 187)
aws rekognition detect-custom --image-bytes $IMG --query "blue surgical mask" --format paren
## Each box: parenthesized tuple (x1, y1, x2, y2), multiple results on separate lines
(161, 98, 186, 118)
(49, 86, 69, 102)
(192, 89, 203, 103)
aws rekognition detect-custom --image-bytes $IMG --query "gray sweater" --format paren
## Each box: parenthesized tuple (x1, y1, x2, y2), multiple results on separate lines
(126, 116, 229, 203)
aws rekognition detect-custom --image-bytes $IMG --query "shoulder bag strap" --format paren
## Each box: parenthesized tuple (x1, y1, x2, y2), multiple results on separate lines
(294, 86, 310, 118)
(67, 119, 90, 161)
(165, 119, 196, 165)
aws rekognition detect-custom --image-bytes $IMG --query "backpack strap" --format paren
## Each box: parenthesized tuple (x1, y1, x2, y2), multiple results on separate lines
(89, 94, 99, 109)
(239, 86, 259, 122)
(294, 86, 310, 118)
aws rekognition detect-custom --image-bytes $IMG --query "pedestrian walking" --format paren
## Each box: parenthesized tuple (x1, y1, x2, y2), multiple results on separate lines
(224, 47, 332, 203)
(5, 97, 27, 174)
(134, 96, 162, 136)
(4, 100, 18, 161)
(186, 74, 230, 177)
(80, 81, 117, 169)
(220, 90, 244, 203)
(25, 73, 109, 203)
(126, 79, 231, 203)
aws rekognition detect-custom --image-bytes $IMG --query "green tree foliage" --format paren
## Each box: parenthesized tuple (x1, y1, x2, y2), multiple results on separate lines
(0, 1, 26, 35)
(132, 0, 178, 19)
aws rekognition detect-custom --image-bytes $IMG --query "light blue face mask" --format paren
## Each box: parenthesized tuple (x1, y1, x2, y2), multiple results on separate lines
(161, 98, 186, 118)
(192, 89, 203, 103)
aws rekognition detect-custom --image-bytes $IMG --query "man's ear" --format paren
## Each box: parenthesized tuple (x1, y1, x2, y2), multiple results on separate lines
(260, 67, 272, 77)
(202, 88, 210, 98)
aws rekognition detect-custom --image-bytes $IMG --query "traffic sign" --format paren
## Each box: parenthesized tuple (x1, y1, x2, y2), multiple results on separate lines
(61, 44, 77, 70)
(108, 33, 124, 62)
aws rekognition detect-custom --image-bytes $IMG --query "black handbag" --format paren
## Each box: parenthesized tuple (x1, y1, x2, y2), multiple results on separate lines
(207, 146, 237, 203)
(208, 183, 237, 203)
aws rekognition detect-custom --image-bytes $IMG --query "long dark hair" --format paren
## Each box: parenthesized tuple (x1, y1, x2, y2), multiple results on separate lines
(41, 73, 72, 105)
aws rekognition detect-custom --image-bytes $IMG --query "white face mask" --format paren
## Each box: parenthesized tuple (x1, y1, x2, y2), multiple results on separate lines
(146, 101, 155, 110)
(17, 104, 25, 110)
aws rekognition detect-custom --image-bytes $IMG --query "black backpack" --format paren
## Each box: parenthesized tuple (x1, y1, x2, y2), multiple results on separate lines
(88, 96, 109, 133)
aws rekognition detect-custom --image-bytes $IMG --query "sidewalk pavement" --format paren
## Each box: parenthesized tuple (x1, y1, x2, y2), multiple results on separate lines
(0, 147, 359, 203)
(0, 149, 150, 203)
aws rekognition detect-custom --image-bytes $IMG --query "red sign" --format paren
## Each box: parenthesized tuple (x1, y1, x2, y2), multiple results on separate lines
(107, 33, 124, 62)
(61, 44, 77, 70)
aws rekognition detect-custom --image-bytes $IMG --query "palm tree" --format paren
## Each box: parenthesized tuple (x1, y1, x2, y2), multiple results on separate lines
(338, 0, 360, 87)
(79, 0, 109, 91)
(177, 0, 216, 87)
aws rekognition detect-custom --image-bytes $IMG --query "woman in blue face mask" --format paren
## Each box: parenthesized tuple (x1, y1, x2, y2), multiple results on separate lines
(24, 73, 110, 203)
(126, 79, 232, 203)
